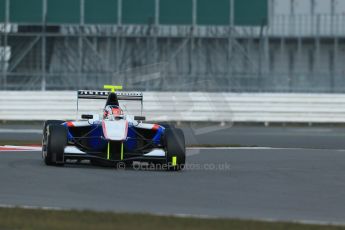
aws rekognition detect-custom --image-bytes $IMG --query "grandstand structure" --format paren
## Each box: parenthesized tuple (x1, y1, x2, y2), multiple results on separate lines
(0, 0, 344, 92)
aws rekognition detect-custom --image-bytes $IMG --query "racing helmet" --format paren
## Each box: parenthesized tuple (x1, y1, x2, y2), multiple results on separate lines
(103, 105, 123, 119)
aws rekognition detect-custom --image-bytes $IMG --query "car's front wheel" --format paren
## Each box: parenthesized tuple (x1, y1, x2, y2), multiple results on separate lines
(164, 128, 186, 171)
(43, 124, 67, 166)
(42, 120, 64, 163)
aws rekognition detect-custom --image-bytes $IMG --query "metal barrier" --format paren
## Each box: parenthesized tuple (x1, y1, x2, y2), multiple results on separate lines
(1, 91, 345, 123)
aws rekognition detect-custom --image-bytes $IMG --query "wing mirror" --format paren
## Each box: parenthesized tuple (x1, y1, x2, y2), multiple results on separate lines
(134, 116, 146, 121)
(81, 114, 94, 119)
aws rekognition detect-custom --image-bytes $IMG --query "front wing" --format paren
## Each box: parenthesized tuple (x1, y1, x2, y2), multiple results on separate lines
(63, 145, 167, 164)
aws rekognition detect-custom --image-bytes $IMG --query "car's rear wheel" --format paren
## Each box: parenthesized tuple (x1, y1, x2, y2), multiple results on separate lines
(44, 124, 67, 166)
(164, 128, 186, 171)
(42, 120, 64, 164)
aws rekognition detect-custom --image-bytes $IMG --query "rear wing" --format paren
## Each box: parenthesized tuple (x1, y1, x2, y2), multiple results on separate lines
(77, 90, 143, 101)
(76, 90, 144, 117)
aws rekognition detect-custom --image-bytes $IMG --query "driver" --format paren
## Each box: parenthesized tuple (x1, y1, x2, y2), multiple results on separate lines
(103, 105, 124, 120)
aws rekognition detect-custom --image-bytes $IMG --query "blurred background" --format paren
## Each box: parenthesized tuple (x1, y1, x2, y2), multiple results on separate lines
(1, 0, 344, 93)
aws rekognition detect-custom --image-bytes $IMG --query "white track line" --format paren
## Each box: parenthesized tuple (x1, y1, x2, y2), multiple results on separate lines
(0, 204, 64, 211)
(2, 145, 345, 153)
(187, 147, 276, 150)
(0, 145, 41, 151)
(4, 145, 41, 150)
(0, 146, 282, 153)
(188, 147, 345, 151)
(0, 129, 41, 134)
(165, 213, 345, 227)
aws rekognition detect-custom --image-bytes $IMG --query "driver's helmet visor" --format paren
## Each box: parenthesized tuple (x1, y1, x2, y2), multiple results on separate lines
(112, 108, 122, 116)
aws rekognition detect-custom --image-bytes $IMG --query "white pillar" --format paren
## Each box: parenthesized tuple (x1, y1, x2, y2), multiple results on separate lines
(41, 0, 47, 91)
(290, 0, 295, 15)
(310, 0, 316, 15)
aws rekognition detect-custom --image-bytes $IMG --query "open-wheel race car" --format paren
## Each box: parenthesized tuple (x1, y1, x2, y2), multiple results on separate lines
(42, 88, 186, 171)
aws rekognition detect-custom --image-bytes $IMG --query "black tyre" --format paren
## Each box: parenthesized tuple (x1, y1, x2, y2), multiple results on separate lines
(44, 125, 67, 166)
(42, 120, 64, 161)
(164, 128, 186, 171)
(43, 120, 65, 133)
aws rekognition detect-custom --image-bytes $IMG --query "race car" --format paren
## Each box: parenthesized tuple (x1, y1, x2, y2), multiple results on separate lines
(42, 89, 186, 171)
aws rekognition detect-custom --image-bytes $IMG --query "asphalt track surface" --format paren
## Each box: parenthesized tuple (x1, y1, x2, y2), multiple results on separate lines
(2, 124, 345, 149)
(1, 125, 345, 224)
(1, 148, 345, 224)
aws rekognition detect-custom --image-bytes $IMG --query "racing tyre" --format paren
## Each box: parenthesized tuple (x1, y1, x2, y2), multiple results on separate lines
(43, 120, 65, 132)
(44, 124, 67, 166)
(164, 128, 186, 171)
(42, 120, 64, 163)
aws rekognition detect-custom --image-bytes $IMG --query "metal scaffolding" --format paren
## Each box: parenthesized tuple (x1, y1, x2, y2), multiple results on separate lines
(1, 9, 345, 92)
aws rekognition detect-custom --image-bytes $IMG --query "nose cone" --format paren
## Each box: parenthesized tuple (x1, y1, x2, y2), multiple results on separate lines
(102, 119, 128, 141)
